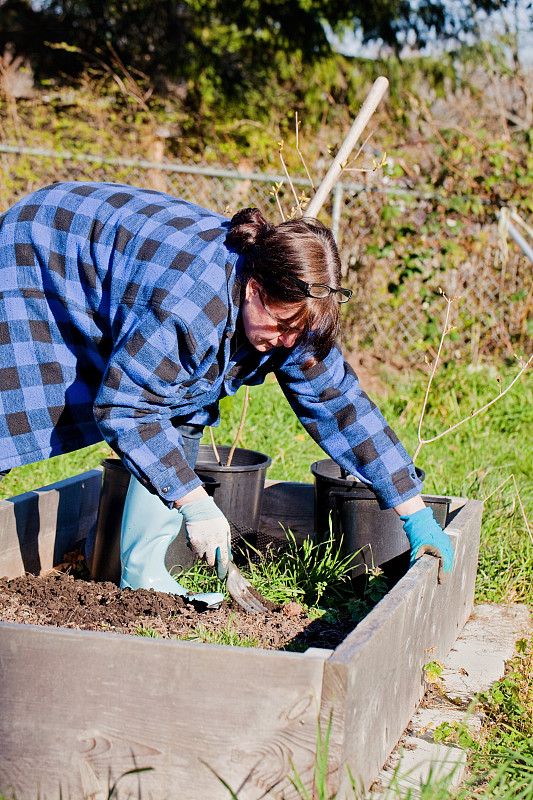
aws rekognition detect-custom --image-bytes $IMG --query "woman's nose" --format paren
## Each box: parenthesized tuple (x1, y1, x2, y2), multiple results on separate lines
(279, 330, 299, 348)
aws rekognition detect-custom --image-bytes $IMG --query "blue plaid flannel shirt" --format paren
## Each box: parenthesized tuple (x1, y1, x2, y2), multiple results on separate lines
(0, 181, 422, 508)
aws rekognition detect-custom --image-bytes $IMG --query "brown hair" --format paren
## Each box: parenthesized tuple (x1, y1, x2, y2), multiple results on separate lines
(226, 207, 343, 360)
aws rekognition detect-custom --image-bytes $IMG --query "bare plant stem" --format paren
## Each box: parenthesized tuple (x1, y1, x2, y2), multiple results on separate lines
(413, 293, 533, 462)
(295, 112, 315, 191)
(340, 131, 374, 172)
(226, 386, 249, 467)
(413, 292, 455, 462)
(483, 475, 533, 545)
(278, 140, 303, 217)
(270, 181, 286, 222)
(208, 427, 221, 466)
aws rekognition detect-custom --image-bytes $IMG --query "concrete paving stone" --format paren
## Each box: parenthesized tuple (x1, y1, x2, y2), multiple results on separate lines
(410, 704, 484, 740)
(378, 737, 466, 799)
(371, 602, 532, 798)
(441, 602, 531, 701)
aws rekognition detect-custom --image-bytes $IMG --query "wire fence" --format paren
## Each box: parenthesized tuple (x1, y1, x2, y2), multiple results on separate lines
(1, 144, 531, 365)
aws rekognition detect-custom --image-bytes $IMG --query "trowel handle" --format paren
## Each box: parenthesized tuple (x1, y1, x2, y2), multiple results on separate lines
(305, 76, 389, 219)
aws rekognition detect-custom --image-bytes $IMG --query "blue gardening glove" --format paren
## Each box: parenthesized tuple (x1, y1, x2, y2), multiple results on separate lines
(180, 496, 232, 580)
(401, 506, 454, 582)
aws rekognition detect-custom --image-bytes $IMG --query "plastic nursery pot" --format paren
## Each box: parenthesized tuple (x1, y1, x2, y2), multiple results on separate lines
(89, 459, 220, 584)
(90, 458, 130, 584)
(310, 459, 451, 578)
(195, 444, 272, 531)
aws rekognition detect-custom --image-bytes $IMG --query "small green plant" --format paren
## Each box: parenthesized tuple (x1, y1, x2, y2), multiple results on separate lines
(363, 566, 388, 604)
(423, 660, 445, 691)
(107, 767, 154, 800)
(183, 614, 259, 648)
(171, 557, 225, 596)
(441, 636, 533, 799)
(135, 625, 160, 638)
(242, 529, 361, 608)
(433, 719, 475, 749)
(288, 715, 334, 800)
(176, 524, 389, 635)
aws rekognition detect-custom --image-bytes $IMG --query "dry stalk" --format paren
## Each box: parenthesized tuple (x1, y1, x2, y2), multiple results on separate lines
(338, 131, 381, 173)
(413, 291, 457, 462)
(270, 181, 286, 222)
(275, 127, 379, 221)
(497, 207, 511, 269)
(413, 291, 533, 462)
(208, 426, 221, 466)
(483, 475, 533, 545)
(208, 386, 249, 467)
(277, 78, 389, 221)
(295, 112, 315, 191)
(277, 139, 303, 217)
(226, 386, 250, 467)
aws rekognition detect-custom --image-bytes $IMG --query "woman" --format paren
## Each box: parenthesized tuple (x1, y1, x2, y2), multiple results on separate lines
(0, 181, 453, 602)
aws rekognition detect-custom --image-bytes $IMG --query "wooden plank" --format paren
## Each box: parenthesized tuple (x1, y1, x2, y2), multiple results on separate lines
(0, 470, 102, 579)
(0, 624, 326, 800)
(320, 499, 483, 796)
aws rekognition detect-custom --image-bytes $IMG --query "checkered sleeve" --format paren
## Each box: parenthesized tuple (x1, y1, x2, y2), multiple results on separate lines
(275, 344, 423, 509)
(93, 305, 211, 505)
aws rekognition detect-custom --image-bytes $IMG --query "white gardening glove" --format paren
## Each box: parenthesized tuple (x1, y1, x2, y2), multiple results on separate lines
(179, 496, 232, 579)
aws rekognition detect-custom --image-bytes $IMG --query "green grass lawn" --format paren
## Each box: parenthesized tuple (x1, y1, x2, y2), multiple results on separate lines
(379, 363, 533, 606)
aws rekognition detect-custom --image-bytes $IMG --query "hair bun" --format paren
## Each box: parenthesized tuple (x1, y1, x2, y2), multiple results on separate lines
(226, 207, 270, 253)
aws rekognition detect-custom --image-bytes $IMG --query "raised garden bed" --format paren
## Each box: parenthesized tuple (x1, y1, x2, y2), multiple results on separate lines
(0, 469, 482, 799)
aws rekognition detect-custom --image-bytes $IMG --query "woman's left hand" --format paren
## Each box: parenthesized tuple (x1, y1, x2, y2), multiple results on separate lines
(401, 506, 454, 582)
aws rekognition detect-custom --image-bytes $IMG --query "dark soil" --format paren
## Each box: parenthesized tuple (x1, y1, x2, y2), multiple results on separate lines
(0, 552, 358, 651)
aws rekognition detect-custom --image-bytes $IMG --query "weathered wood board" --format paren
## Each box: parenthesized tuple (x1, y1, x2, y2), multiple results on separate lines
(0, 470, 102, 580)
(320, 499, 482, 797)
(0, 470, 482, 799)
(0, 623, 327, 799)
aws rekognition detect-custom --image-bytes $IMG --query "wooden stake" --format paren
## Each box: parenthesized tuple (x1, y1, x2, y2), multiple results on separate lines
(305, 76, 389, 219)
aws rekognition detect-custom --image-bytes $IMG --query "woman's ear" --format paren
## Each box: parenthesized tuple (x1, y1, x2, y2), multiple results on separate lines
(245, 278, 258, 300)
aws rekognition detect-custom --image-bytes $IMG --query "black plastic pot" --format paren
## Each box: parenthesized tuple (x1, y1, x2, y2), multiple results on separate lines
(90, 458, 130, 583)
(310, 459, 451, 577)
(195, 444, 272, 531)
(90, 447, 271, 584)
(90, 459, 219, 582)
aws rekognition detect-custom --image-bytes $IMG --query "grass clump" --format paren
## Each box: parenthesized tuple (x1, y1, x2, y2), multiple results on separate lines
(170, 558, 225, 597)
(176, 528, 388, 631)
(183, 615, 260, 648)
(241, 529, 360, 608)
(135, 625, 161, 638)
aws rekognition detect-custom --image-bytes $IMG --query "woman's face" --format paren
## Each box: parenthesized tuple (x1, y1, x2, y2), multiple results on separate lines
(241, 279, 304, 352)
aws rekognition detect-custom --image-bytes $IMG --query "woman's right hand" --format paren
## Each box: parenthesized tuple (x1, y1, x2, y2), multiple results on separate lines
(178, 496, 232, 579)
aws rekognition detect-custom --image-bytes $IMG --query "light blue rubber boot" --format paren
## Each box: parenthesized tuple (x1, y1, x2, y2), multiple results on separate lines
(120, 476, 224, 608)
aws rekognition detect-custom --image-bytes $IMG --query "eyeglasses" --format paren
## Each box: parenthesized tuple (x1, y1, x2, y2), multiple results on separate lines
(289, 276, 353, 303)
(257, 287, 303, 335)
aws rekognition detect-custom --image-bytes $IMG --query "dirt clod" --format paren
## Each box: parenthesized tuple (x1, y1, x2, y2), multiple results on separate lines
(283, 601, 304, 616)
